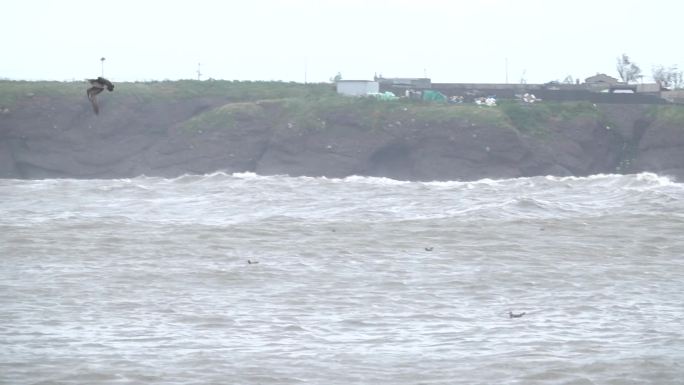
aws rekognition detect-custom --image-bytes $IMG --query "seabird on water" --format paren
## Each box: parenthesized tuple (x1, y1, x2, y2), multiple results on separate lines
(86, 77, 114, 114)
(509, 311, 526, 318)
(247, 259, 259, 264)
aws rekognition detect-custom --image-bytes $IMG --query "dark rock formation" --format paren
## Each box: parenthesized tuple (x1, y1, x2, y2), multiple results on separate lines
(1, 86, 683, 181)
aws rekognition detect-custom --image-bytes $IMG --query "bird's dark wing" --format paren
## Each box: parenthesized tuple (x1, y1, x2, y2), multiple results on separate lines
(95, 77, 114, 91)
(89, 95, 100, 115)
(86, 78, 113, 114)
(87, 86, 104, 99)
(86, 86, 103, 114)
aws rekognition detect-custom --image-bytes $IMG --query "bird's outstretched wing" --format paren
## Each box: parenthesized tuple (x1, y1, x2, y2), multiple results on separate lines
(88, 92, 100, 114)
(87, 86, 104, 99)
(86, 77, 114, 115)
(86, 86, 104, 114)
(99, 77, 114, 91)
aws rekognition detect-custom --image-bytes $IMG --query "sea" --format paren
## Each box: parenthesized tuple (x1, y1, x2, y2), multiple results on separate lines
(1, 172, 683, 385)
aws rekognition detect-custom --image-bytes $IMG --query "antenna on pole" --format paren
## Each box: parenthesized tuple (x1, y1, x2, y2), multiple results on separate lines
(505, 58, 508, 84)
(197, 63, 202, 80)
(100, 57, 106, 77)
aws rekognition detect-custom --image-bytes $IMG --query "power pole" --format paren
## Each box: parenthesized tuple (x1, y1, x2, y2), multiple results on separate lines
(100, 57, 106, 77)
(197, 63, 202, 80)
(505, 58, 508, 84)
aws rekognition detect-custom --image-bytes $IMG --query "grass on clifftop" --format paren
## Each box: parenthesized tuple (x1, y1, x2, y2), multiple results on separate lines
(0, 81, 85, 106)
(4, 80, 684, 134)
(181, 95, 521, 134)
(649, 105, 684, 125)
(121, 80, 333, 102)
(0, 79, 334, 106)
(182, 102, 265, 132)
(499, 100, 602, 135)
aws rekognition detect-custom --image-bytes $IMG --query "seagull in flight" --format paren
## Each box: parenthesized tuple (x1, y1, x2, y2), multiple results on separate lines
(86, 77, 114, 114)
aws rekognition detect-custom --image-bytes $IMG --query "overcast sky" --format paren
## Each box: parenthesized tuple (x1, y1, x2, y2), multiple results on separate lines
(2, 0, 682, 84)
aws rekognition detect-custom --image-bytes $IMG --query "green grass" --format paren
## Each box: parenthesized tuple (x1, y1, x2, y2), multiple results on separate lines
(181, 102, 265, 132)
(178, 95, 519, 135)
(0, 79, 335, 106)
(278, 96, 516, 132)
(120, 80, 334, 102)
(499, 100, 602, 136)
(9, 80, 670, 140)
(649, 104, 684, 125)
(0, 80, 84, 106)
(411, 103, 511, 127)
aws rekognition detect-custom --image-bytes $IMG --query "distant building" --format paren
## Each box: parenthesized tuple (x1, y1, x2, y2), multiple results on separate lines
(585, 73, 620, 86)
(376, 76, 432, 89)
(636, 83, 662, 93)
(336, 80, 379, 96)
(661, 90, 684, 104)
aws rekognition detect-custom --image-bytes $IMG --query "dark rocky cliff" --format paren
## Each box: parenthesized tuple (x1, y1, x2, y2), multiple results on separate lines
(1, 81, 683, 181)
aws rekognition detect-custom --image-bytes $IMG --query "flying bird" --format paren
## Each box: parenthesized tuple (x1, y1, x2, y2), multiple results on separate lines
(86, 77, 114, 114)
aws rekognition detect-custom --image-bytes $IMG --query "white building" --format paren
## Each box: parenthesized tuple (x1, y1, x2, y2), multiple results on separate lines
(335, 80, 379, 96)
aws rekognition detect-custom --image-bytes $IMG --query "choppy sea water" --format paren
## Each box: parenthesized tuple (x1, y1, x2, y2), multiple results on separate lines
(1, 172, 683, 385)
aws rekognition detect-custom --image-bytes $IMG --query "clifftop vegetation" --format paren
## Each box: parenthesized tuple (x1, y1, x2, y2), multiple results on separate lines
(2, 80, 684, 180)
(1, 80, 682, 137)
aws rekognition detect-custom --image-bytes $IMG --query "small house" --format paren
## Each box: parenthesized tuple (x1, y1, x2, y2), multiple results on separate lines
(336, 80, 379, 96)
(636, 83, 662, 93)
(585, 73, 620, 86)
(376, 77, 432, 89)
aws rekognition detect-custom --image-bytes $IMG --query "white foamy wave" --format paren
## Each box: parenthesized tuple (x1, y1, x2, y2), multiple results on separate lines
(230, 171, 264, 179)
(339, 175, 412, 186)
(422, 178, 510, 189)
(634, 172, 680, 186)
(546, 172, 680, 186)
(118, 171, 681, 192)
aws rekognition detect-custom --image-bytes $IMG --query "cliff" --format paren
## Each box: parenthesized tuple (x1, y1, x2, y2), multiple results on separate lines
(1, 80, 683, 181)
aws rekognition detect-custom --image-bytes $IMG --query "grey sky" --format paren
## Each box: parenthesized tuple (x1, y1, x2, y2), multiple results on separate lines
(3, 0, 682, 84)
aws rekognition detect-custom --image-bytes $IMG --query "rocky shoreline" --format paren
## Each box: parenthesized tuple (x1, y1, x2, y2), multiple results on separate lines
(1, 81, 683, 181)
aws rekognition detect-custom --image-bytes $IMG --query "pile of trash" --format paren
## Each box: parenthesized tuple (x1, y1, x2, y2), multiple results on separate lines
(521, 93, 538, 103)
(449, 95, 464, 104)
(367, 91, 399, 101)
(474, 97, 497, 106)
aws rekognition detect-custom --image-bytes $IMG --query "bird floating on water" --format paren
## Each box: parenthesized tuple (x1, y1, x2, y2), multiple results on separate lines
(86, 77, 114, 115)
(424, 247, 434, 251)
(509, 311, 526, 318)
(247, 259, 259, 264)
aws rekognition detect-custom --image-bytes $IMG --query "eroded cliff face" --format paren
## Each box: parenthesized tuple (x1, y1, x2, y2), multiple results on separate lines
(1, 90, 683, 181)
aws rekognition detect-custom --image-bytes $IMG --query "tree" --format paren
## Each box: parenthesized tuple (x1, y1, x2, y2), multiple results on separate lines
(330, 72, 342, 82)
(616, 54, 642, 83)
(652, 65, 683, 89)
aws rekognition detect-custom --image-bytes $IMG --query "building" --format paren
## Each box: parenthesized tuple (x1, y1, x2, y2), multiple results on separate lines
(336, 80, 379, 96)
(376, 77, 432, 89)
(636, 83, 662, 94)
(585, 73, 620, 86)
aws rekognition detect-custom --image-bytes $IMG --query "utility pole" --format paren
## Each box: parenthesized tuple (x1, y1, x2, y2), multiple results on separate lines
(505, 58, 508, 84)
(197, 62, 202, 80)
(100, 57, 106, 77)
